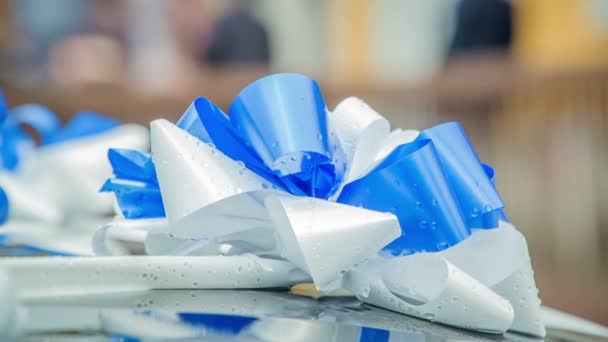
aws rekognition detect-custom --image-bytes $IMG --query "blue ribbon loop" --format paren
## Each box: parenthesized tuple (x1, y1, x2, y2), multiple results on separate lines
(0, 94, 120, 171)
(338, 139, 471, 255)
(101, 149, 165, 219)
(1, 104, 60, 170)
(416, 122, 504, 230)
(177, 97, 283, 189)
(338, 122, 504, 255)
(230, 73, 344, 198)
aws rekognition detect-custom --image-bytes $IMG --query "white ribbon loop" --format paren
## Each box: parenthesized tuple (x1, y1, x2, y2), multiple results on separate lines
(442, 221, 545, 337)
(330, 97, 391, 185)
(345, 253, 515, 333)
(150, 119, 281, 239)
(265, 195, 401, 291)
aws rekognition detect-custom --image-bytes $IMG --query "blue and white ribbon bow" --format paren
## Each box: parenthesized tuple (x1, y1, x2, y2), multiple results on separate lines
(0, 90, 149, 226)
(101, 73, 544, 336)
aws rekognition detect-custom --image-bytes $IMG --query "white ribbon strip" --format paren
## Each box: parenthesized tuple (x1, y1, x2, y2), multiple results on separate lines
(0, 255, 310, 299)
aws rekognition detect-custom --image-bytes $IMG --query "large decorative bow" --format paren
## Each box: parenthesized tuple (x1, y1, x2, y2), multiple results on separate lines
(101, 73, 544, 336)
(107, 74, 504, 253)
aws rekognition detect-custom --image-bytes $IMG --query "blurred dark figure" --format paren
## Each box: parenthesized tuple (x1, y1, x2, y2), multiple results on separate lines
(449, 0, 512, 55)
(204, 4, 270, 67)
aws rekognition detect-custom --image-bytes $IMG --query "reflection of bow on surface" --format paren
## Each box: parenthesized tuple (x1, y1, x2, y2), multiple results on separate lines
(101, 73, 543, 335)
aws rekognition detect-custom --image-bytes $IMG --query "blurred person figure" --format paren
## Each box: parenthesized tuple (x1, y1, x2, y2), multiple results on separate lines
(8, 0, 127, 88)
(47, 0, 127, 88)
(449, 0, 513, 56)
(7, 0, 86, 84)
(203, 0, 271, 67)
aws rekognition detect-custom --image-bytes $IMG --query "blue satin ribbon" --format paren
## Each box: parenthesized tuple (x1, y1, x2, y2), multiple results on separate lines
(108, 73, 506, 257)
(101, 149, 165, 219)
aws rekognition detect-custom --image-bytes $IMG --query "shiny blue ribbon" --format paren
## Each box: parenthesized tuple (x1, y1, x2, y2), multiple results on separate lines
(337, 122, 504, 255)
(176, 74, 346, 197)
(107, 73, 505, 256)
(101, 149, 165, 219)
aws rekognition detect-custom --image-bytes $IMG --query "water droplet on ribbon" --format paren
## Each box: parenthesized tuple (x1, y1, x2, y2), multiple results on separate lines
(436, 241, 449, 250)
(419, 221, 429, 230)
(471, 208, 481, 218)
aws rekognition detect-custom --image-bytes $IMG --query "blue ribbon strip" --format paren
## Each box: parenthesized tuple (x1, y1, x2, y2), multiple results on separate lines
(106, 73, 506, 256)
(101, 149, 165, 219)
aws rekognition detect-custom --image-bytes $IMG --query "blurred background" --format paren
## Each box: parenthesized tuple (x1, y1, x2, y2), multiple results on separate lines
(0, 0, 606, 325)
